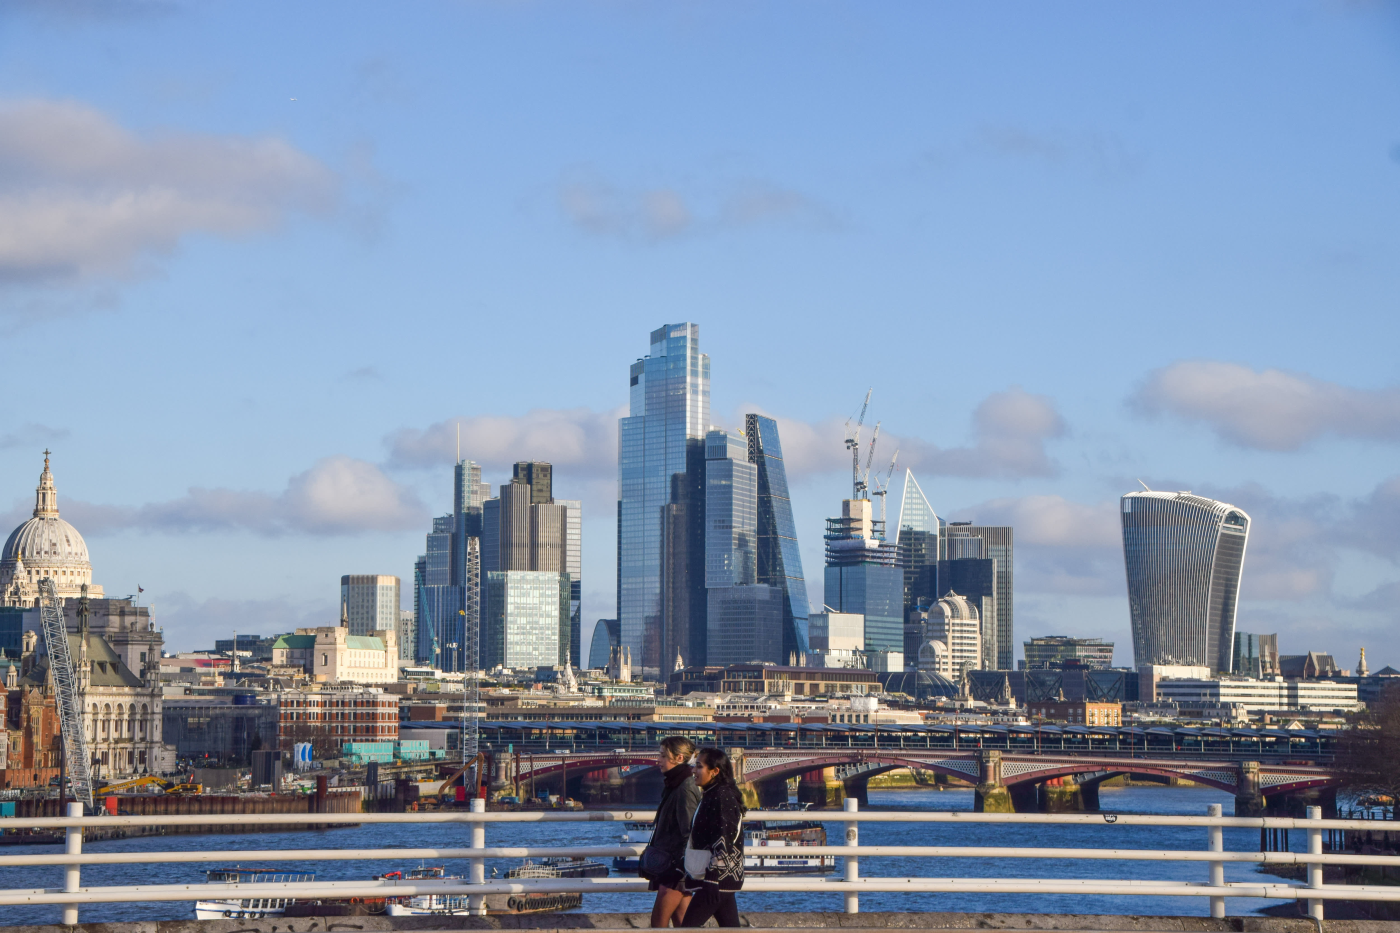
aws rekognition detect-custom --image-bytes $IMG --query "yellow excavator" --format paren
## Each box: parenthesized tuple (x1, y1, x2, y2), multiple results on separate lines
(95, 775, 203, 796)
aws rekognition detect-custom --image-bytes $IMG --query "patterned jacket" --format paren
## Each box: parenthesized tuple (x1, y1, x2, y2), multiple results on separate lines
(684, 779, 746, 893)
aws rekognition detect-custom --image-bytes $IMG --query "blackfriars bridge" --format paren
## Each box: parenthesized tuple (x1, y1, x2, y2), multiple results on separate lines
(479, 722, 1336, 816)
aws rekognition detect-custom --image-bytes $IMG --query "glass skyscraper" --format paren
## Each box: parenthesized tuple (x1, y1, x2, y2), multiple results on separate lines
(746, 413, 810, 660)
(618, 323, 710, 675)
(483, 571, 571, 670)
(1121, 490, 1251, 674)
(824, 498, 903, 655)
(894, 470, 943, 627)
(944, 524, 1014, 670)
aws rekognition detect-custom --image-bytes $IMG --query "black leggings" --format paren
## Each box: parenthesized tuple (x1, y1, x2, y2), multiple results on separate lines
(682, 885, 740, 927)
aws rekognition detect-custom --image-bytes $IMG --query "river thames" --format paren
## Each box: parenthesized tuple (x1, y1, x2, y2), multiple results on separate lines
(1, 784, 1301, 926)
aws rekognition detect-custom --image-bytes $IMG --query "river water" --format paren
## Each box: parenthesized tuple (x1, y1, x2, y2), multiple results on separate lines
(0, 784, 1302, 926)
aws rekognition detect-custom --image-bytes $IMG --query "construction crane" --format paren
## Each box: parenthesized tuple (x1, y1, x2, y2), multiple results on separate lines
(38, 578, 93, 811)
(843, 389, 872, 500)
(856, 421, 881, 500)
(871, 448, 900, 524)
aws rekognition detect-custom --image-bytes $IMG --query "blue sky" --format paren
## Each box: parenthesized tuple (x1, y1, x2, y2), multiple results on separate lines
(2, 1, 1397, 669)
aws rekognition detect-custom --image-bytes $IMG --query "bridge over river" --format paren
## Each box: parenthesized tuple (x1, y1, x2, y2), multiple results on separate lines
(476, 722, 1335, 815)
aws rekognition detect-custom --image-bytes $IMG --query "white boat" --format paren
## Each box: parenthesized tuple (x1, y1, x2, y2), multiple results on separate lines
(194, 869, 314, 920)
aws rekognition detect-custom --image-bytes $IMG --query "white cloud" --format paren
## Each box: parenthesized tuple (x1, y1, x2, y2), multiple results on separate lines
(0, 98, 335, 286)
(1131, 361, 1400, 451)
(557, 172, 829, 241)
(0, 422, 69, 450)
(756, 387, 1066, 481)
(18, 457, 426, 537)
(948, 494, 1124, 596)
(385, 407, 623, 480)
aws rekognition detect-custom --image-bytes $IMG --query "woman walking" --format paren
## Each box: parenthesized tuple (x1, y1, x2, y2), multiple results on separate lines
(681, 747, 746, 928)
(642, 736, 701, 927)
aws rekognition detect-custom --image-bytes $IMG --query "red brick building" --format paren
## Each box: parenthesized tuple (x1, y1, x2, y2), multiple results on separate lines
(278, 686, 398, 759)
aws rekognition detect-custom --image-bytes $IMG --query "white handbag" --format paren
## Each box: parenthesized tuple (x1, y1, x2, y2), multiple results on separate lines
(683, 845, 711, 878)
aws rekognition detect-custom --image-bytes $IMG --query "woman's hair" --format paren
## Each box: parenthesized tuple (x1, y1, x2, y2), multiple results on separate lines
(693, 747, 736, 785)
(659, 735, 696, 762)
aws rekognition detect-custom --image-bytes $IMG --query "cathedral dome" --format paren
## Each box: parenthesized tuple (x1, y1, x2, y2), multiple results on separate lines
(0, 452, 101, 603)
(2, 514, 90, 566)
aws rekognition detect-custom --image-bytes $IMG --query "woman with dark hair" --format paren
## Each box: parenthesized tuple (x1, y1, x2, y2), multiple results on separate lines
(680, 747, 746, 928)
(641, 735, 701, 927)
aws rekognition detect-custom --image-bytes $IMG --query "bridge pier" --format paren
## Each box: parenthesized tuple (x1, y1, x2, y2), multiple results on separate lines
(580, 767, 627, 805)
(843, 776, 869, 808)
(1235, 761, 1267, 816)
(1039, 776, 1084, 813)
(797, 768, 846, 808)
(974, 751, 1014, 813)
(1008, 782, 1037, 812)
(751, 777, 789, 808)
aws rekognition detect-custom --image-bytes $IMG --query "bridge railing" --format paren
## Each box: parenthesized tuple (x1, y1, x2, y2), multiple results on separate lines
(6, 801, 1400, 926)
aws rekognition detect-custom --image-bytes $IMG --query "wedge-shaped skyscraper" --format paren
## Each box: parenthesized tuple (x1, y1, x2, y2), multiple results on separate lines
(1121, 490, 1250, 674)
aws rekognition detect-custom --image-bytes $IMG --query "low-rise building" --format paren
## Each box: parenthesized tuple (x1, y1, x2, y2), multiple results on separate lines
(1155, 676, 1359, 713)
(1028, 700, 1122, 726)
(670, 663, 880, 697)
(272, 626, 397, 684)
(277, 685, 398, 758)
(1022, 636, 1114, 671)
(162, 694, 279, 767)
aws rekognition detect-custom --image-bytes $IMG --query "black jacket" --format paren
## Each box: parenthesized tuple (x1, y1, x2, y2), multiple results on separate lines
(645, 764, 701, 886)
(684, 779, 746, 893)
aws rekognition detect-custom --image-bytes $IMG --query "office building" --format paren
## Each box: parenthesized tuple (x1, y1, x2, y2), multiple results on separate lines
(1121, 490, 1250, 674)
(925, 592, 982, 678)
(808, 610, 864, 668)
(700, 429, 784, 665)
(0, 606, 28, 659)
(824, 497, 903, 655)
(661, 456, 707, 669)
(276, 685, 398, 757)
(705, 584, 783, 666)
(895, 470, 943, 625)
(1234, 633, 1279, 678)
(478, 462, 575, 670)
(1023, 636, 1115, 671)
(618, 323, 711, 676)
(588, 618, 620, 670)
(944, 523, 1014, 670)
(559, 499, 583, 667)
(1154, 676, 1358, 713)
(1026, 701, 1122, 726)
(339, 575, 400, 638)
(271, 625, 398, 683)
(934, 554, 998, 671)
(483, 571, 571, 669)
(745, 413, 811, 660)
(397, 609, 415, 662)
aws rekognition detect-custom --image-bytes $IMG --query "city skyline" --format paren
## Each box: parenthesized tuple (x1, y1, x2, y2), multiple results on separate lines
(1, 4, 1396, 668)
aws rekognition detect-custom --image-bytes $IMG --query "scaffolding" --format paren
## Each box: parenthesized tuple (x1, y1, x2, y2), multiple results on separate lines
(38, 578, 93, 811)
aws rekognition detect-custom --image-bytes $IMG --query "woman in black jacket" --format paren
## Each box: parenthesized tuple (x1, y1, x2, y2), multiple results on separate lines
(681, 747, 746, 928)
(643, 736, 701, 927)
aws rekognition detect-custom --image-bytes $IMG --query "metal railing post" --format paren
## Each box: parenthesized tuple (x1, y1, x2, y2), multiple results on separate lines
(1206, 803, 1224, 918)
(843, 796, 859, 914)
(469, 797, 486, 915)
(62, 802, 83, 926)
(1306, 804, 1324, 922)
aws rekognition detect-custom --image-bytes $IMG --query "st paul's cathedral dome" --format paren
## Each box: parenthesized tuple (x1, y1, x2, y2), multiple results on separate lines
(1, 452, 103, 605)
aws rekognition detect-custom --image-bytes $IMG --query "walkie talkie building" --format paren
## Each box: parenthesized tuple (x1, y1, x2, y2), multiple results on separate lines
(1121, 490, 1251, 674)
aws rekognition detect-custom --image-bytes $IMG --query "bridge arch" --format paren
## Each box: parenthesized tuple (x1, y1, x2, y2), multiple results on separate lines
(744, 752, 978, 787)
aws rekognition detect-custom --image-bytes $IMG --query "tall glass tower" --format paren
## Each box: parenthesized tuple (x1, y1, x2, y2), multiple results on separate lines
(745, 413, 810, 660)
(618, 323, 710, 675)
(1121, 490, 1251, 674)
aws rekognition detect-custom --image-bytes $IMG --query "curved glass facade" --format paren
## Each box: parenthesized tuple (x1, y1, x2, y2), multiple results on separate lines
(745, 413, 810, 659)
(1121, 491, 1250, 674)
(618, 324, 710, 676)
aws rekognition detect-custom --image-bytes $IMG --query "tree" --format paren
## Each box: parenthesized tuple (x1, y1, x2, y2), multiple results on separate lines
(1335, 689, 1400, 817)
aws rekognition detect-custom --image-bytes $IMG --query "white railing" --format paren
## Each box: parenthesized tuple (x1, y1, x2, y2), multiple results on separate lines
(6, 799, 1400, 925)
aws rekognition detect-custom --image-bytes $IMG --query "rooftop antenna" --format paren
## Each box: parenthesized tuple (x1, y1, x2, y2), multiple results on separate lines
(1137, 479, 1151, 492)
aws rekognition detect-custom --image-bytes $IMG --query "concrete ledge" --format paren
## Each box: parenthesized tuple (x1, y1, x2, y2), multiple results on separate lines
(8, 914, 1400, 933)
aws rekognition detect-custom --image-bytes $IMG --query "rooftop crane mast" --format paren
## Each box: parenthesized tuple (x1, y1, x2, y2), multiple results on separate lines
(38, 578, 93, 811)
(844, 389, 872, 500)
(872, 448, 900, 524)
(856, 422, 881, 500)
